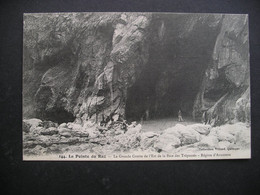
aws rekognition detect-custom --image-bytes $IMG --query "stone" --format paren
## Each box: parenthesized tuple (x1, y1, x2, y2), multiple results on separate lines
(59, 123, 67, 128)
(112, 114, 119, 121)
(58, 128, 73, 137)
(140, 132, 159, 149)
(67, 122, 82, 130)
(40, 127, 59, 135)
(29, 145, 48, 155)
(23, 118, 42, 132)
(234, 128, 250, 149)
(60, 137, 79, 145)
(23, 13, 249, 127)
(164, 124, 202, 145)
(216, 129, 235, 143)
(42, 120, 58, 128)
(154, 133, 181, 152)
(125, 124, 142, 135)
(23, 121, 31, 133)
(154, 134, 181, 152)
(31, 126, 45, 135)
(73, 130, 89, 137)
(198, 136, 219, 148)
(189, 124, 211, 135)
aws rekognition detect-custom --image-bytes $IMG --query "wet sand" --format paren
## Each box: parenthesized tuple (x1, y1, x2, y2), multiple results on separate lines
(140, 117, 197, 132)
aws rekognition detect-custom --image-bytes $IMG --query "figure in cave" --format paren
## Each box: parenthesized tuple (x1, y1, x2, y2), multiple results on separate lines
(178, 110, 184, 122)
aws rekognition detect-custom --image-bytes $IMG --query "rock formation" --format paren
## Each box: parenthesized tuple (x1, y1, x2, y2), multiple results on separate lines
(23, 13, 250, 126)
(23, 118, 250, 156)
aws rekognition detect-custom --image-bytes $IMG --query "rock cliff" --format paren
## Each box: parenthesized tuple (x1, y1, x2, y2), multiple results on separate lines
(23, 13, 249, 126)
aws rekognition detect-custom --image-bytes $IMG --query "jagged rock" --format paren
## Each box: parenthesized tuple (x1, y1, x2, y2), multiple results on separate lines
(115, 128, 142, 151)
(67, 122, 82, 130)
(140, 132, 159, 149)
(23, 13, 249, 126)
(23, 121, 31, 133)
(40, 127, 59, 135)
(125, 124, 142, 135)
(58, 123, 67, 128)
(206, 123, 250, 148)
(216, 130, 235, 143)
(234, 127, 250, 149)
(42, 120, 58, 128)
(162, 124, 202, 145)
(58, 128, 72, 137)
(73, 130, 89, 137)
(60, 137, 79, 145)
(190, 124, 211, 135)
(23, 119, 42, 132)
(24, 145, 48, 156)
(22, 13, 250, 156)
(193, 15, 249, 124)
(47, 144, 62, 154)
(30, 126, 45, 135)
(154, 134, 181, 152)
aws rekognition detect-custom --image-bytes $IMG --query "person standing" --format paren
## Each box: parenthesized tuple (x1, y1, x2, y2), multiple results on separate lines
(178, 110, 184, 122)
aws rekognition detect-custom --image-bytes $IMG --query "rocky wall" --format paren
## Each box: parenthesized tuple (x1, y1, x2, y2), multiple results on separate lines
(23, 13, 250, 126)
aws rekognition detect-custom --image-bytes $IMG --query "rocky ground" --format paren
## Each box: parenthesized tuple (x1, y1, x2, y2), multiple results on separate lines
(23, 118, 250, 157)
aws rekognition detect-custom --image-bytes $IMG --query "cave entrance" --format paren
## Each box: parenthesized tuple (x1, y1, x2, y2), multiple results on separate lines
(125, 14, 221, 122)
(35, 86, 76, 124)
(125, 56, 208, 122)
(43, 108, 75, 124)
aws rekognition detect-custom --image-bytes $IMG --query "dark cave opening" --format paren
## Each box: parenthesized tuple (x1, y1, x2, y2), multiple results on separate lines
(43, 108, 75, 124)
(125, 15, 221, 122)
(125, 55, 209, 122)
(35, 86, 76, 124)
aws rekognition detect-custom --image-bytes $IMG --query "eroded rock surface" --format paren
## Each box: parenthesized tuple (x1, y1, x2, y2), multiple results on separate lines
(23, 13, 250, 156)
(24, 13, 249, 126)
(23, 119, 250, 156)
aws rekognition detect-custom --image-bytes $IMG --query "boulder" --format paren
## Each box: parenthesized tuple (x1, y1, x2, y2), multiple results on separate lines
(59, 123, 67, 128)
(47, 144, 62, 154)
(216, 130, 235, 143)
(234, 128, 250, 149)
(42, 120, 58, 128)
(67, 122, 83, 130)
(58, 128, 72, 137)
(40, 127, 59, 135)
(23, 121, 31, 133)
(125, 124, 142, 135)
(23, 118, 42, 132)
(140, 132, 159, 149)
(154, 134, 181, 152)
(159, 124, 202, 146)
(85, 127, 98, 138)
(179, 128, 202, 145)
(198, 136, 219, 148)
(26, 145, 47, 155)
(73, 130, 89, 137)
(31, 126, 45, 135)
(189, 124, 211, 135)
(60, 137, 79, 145)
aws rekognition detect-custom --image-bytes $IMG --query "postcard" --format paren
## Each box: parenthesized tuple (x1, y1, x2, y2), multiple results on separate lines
(23, 12, 250, 160)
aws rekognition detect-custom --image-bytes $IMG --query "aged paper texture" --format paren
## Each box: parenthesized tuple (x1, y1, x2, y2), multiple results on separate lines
(23, 12, 250, 160)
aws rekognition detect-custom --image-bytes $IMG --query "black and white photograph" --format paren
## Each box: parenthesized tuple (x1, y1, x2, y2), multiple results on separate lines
(22, 12, 250, 160)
